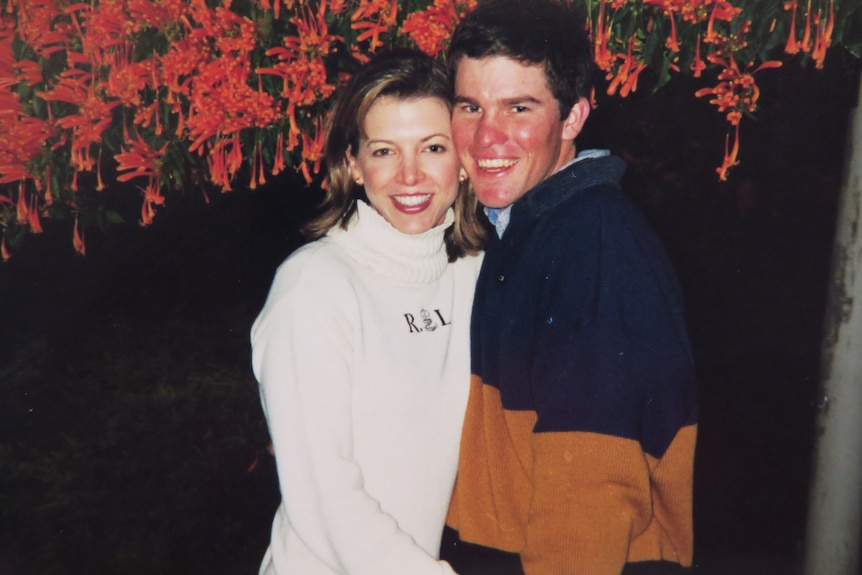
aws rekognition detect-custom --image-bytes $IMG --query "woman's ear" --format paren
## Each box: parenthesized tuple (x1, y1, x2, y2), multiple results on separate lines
(346, 147, 364, 185)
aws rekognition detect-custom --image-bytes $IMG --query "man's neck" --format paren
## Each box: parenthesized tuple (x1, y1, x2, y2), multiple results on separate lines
(484, 149, 611, 238)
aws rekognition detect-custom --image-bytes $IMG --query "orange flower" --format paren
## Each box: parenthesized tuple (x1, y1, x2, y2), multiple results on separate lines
(606, 35, 645, 97)
(39, 68, 122, 174)
(784, 0, 800, 54)
(15, 59, 44, 87)
(44, 164, 53, 205)
(691, 34, 706, 77)
(696, 55, 781, 179)
(139, 177, 166, 226)
(666, 11, 680, 53)
(116, 136, 170, 225)
(282, 0, 341, 57)
(28, 193, 43, 233)
(272, 131, 286, 176)
(705, 1, 742, 45)
(592, 1, 614, 73)
(16, 181, 28, 223)
(250, 140, 266, 190)
(205, 133, 245, 192)
(106, 53, 157, 108)
(126, 0, 186, 29)
(800, 0, 813, 52)
(73, 215, 86, 256)
(712, 1, 743, 20)
(10, 0, 71, 58)
(259, 52, 336, 105)
(352, 0, 398, 51)
(116, 137, 167, 183)
(0, 26, 54, 191)
(401, 0, 477, 57)
(0, 115, 51, 188)
(299, 117, 324, 184)
(716, 123, 740, 181)
(811, 0, 834, 69)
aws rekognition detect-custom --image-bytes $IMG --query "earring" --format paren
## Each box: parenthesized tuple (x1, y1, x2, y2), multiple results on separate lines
(459, 171, 468, 183)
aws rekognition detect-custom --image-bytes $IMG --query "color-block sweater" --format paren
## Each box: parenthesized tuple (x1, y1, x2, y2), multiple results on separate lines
(253, 201, 482, 575)
(447, 154, 698, 575)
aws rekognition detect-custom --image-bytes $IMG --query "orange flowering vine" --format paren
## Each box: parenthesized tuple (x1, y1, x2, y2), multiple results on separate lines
(115, 136, 169, 225)
(784, 0, 834, 68)
(351, 0, 399, 51)
(0, 0, 856, 259)
(401, 0, 477, 57)
(695, 54, 783, 180)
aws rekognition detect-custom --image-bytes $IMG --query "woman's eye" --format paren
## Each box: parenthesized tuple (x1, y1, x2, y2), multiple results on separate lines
(427, 144, 446, 153)
(371, 148, 391, 157)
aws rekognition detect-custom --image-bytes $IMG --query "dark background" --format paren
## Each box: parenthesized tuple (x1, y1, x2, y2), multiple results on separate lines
(2, 49, 860, 574)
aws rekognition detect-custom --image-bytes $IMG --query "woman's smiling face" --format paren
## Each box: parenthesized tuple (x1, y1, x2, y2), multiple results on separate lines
(347, 96, 461, 234)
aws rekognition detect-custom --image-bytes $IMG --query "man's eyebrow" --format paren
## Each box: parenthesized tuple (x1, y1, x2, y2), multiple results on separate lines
(453, 95, 545, 106)
(453, 95, 478, 106)
(502, 96, 543, 106)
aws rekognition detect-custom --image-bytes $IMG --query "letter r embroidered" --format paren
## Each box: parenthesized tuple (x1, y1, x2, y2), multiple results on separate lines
(404, 313, 422, 333)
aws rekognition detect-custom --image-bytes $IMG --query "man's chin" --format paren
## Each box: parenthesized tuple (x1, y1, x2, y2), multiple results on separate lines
(476, 191, 516, 210)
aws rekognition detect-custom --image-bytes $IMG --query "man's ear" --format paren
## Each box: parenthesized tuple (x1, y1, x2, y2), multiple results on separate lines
(561, 97, 591, 142)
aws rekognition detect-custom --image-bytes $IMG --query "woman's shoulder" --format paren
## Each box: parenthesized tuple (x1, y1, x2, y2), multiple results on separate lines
(450, 250, 484, 280)
(267, 237, 355, 300)
(253, 237, 360, 336)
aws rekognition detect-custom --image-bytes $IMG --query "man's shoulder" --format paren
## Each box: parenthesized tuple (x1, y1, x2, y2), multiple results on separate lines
(536, 181, 636, 238)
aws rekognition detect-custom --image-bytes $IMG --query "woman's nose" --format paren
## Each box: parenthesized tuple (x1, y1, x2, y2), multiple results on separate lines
(398, 154, 423, 185)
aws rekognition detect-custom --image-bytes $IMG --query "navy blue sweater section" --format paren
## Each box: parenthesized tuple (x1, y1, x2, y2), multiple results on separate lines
(471, 154, 697, 459)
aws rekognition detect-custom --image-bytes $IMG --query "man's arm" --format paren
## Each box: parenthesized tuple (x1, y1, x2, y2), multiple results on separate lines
(519, 192, 697, 574)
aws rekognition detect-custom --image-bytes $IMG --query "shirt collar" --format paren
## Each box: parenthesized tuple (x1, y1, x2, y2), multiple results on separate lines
(484, 149, 613, 238)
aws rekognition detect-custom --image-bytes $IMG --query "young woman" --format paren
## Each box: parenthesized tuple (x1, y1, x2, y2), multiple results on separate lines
(251, 49, 486, 575)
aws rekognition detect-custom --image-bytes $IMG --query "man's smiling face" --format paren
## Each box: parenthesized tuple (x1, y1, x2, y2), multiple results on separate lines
(451, 55, 588, 209)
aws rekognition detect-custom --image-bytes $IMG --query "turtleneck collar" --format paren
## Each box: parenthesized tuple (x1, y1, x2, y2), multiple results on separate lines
(326, 200, 454, 284)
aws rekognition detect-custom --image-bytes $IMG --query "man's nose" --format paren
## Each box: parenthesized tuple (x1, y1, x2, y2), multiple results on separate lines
(475, 112, 506, 147)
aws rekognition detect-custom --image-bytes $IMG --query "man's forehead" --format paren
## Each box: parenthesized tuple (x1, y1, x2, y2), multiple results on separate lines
(454, 56, 552, 98)
(454, 54, 544, 75)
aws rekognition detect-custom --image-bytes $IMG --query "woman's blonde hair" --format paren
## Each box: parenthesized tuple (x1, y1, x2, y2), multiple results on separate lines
(302, 48, 487, 261)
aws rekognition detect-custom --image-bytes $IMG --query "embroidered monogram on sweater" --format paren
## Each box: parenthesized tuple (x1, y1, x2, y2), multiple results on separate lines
(404, 309, 451, 333)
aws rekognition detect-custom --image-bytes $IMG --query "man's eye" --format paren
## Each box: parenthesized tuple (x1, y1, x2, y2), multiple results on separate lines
(461, 104, 480, 113)
(512, 105, 528, 113)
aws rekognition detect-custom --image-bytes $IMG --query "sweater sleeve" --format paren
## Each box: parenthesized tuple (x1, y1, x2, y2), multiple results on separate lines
(520, 320, 657, 575)
(520, 192, 696, 574)
(522, 432, 652, 575)
(251, 255, 457, 575)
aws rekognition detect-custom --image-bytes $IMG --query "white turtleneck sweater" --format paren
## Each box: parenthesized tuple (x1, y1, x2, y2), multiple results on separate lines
(252, 201, 482, 575)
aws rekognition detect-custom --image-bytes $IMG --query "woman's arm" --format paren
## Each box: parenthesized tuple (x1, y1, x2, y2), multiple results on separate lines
(252, 257, 456, 575)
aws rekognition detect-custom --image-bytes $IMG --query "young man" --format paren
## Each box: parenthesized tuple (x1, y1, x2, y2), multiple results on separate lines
(442, 1, 698, 574)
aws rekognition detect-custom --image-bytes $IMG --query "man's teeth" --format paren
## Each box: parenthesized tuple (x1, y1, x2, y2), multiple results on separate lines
(477, 159, 517, 169)
(394, 194, 431, 206)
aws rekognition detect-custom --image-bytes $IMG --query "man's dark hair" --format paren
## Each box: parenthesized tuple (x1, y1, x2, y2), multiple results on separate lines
(447, 0, 594, 119)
